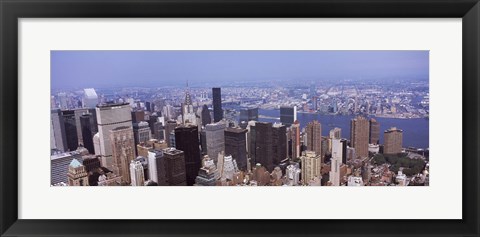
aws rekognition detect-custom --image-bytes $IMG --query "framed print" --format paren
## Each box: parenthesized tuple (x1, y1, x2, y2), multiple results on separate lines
(1, 0, 479, 236)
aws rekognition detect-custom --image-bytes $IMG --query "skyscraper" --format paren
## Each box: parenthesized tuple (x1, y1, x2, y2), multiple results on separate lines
(51, 150, 83, 185)
(83, 88, 98, 108)
(330, 138, 346, 186)
(165, 120, 178, 147)
(369, 118, 380, 144)
(110, 126, 136, 185)
(224, 127, 248, 171)
(130, 160, 145, 186)
(239, 108, 259, 123)
(291, 120, 301, 159)
(62, 110, 78, 151)
(133, 121, 152, 147)
(255, 122, 274, 172)
(182, 89, 197, 125)
(384, 127, 403, 154)
(300, 150, 322, 185)
(272, 123, 287, 167)
(195, 155, 218, 186)
(205, 122, 226, 164)
(280, 106, 296, 127)
(174, 124, 201, 186)
(306, 120, 322, 156)
(329, 127, 341, 140)
(163, 147, 187, 186)
(51, 109, 67, 152)
(80, 114, 96, 154)
(201, 104, 211, 127)
(67, 159, 89, 186)
(212, 87, 223, 122)
(147, 149, 167, 186)
(350, 116, 369, 158)
(96, 102, 133, 169)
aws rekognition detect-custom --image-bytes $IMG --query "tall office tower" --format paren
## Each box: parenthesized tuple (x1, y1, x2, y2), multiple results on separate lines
(272, 123, 287, 167)
(134, 156, 149, 181)
(369, 118, 380, 144)
(291, 120, 301, 159)
(201, 104, 211, 127)
(165, 120, 178, 147)
(67, 159, 89, 186)
(239, 108, 259, 123)
(300, 151, 322, 185)
(350, 116, 370, 158)
(224, 127, 248, 171)
(73, 108, 96, 145)
(247, 121, 256, 166)
(51, 150, 83, 185)
(152, 121, 165, 141)
(285, 164, 301, 186)
(61, 110, 78, 151)
(205, 122, 226, 164)
(80, 114, 96, 154)
(182, 89, 197, 125)
(174, 125, 201, 186)
(83, 88, 98, 108)
(51, 109, 67, 152)
(133, 121, 152, 147)
(96, 102, 133, 169)
(330, 138, 347, 186)
(148, 149, 167, 185)
(329, 127, 342, 139)
(212, 87, 223, 122)
(129, 160, 145, 186)
(131, 110, 145, 123)
(384, 127, 403, 154)
(110, 126, 136, 185)
(145, 101, 152, 112)
(255, 122, 274, 172)
(58, 92, 68, 110)
(163, 147, 187, 186)
(280, 106, 296, 127)
(306, 120, 322, 156)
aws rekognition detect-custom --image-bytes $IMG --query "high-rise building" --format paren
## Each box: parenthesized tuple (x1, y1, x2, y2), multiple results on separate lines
(110, 126, 136, 185)
(163, 147, 187, 186)
(96, 102, 133, 169)
(133, 121, 152, 147)
(148, 149, 167, 186)
(195, 155, 218, 186)
(130, 160, 145, 186)
(201, 104, 211, 127)
(80, 114, 96, 154)
(350, 116, 369, 158)
(224, 127, 248, 171)
(300, 150, 322, 185)
(205, 122, 226, 164)
(280, 106, 296, 127)
(369, 118, 380, 144)
(51, 150, 83, 185)
(384, 127, 403, 154)
(291, 120, 301, 159)
(67, 159, 89, 186)
(131, 110, 145, 123)
(239, 108, 259, 123)
(74, 108, 97, 145)
(218, 154, 238, 181)
(330, 138, 347, 186)
(247, 121, 256, 166)
(255, 122, 274, 172)
(306, 120, 322, 156)
(212, 87, 223, 122)
(272, 123, 287, 167)
(165, 120, 178, 147)
(62, 110, 78, 151)
(174, 125, 201, 186)
(329, 127, 341, 139)
(285, 163, 301, 186)
(58, 92, 68, 110)
(51, 109, 67, 152)
(182, 89, 197, 125)
(83, 88, 98, 108)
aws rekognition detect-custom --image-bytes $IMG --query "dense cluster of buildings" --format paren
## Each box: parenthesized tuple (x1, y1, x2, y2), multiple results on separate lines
(51, 87, 429, 187)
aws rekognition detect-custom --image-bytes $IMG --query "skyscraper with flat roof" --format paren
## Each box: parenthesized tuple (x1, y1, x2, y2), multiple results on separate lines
(62, 110, 78, 152)
(350, 116, 369, 158)
(369, 118, 380, 144)
(224, 127, 248, 171)
(80, 114, 96, 154)
(212, 87, 223, 122)
(280, 106, 296, 127)
(291, 120, 301, 159)
(300, 151, 322, 185)
(255, 122, 274, 172)
(163, 147, 187, 186)
(205, 122, 226, 164)
(110, 126, 136, 185)
(384, 127, 403, 154)
(130, 160, 145, 186)
(83, 88, 98, 108)
(51, 109, 67, 152)
(174, 125, 201, 186)
(306, 120, 322, 156)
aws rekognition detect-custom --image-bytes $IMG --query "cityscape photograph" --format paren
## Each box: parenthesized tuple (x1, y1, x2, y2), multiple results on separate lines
(50, 50, 429, 187)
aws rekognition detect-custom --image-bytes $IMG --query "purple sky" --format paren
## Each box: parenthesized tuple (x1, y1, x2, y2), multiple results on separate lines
(51, 50, 429, 90)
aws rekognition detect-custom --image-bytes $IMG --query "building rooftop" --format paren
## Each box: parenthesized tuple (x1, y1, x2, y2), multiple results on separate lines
(84, 88, 98, 99)
(69, 159, 83, 168)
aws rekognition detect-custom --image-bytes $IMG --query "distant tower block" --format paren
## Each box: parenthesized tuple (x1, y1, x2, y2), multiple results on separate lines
(384, 127, 403, 154)
(212, 87, 223, 122)
(369, 118, 380, 144)
(67, 159, 89, 186)
(306, 120, 322, 156)
(130, 160, 145, 186)
(350, 116, 369, 158)
(205, 122, 226, 164)
(83, 88, 98, 108)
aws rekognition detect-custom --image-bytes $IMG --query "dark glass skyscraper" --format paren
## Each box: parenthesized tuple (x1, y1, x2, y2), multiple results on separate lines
(255, 122, 274, 172)
(272, 123, 287, 166)
(174, 124, 201, 186)
(280, 106, 295, 127)
(201, 104, 211, 126)
(212, 87, 223, 122)
(224, 127, 248, 171)
(80, 114, 95, 154)
(62, 110, 78, 151)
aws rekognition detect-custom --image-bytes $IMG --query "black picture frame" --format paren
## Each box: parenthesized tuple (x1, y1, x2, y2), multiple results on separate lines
(1, 0, 479, 236)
